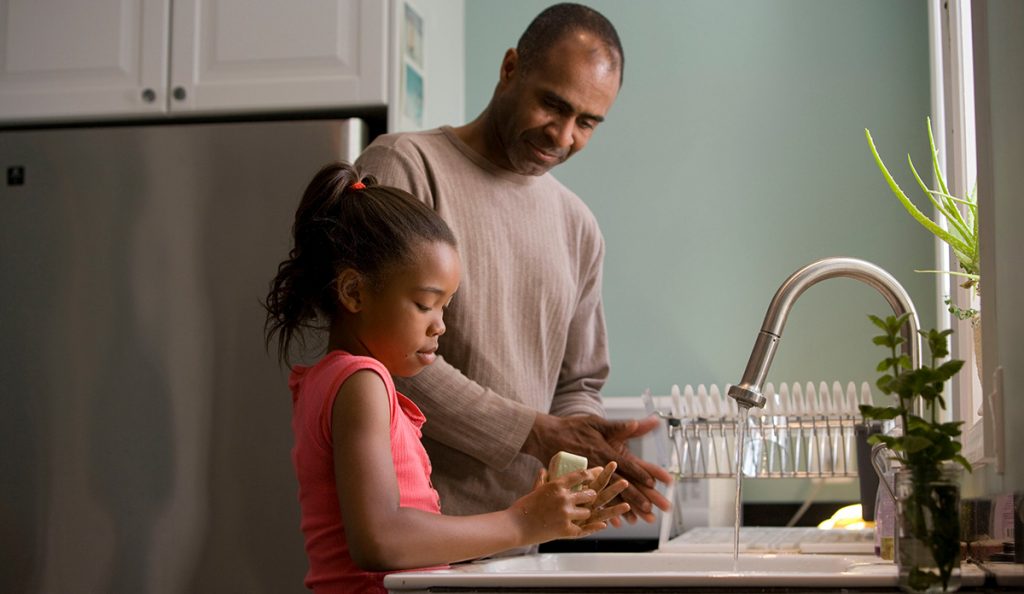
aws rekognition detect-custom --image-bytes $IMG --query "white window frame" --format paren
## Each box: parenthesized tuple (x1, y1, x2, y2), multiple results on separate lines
(929, 0, 989, 466)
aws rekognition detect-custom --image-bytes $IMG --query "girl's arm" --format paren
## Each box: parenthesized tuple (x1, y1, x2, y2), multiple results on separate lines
(332, 370, 628, 571)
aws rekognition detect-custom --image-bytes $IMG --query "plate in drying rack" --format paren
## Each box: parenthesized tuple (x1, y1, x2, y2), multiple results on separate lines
(645, 381, 873, 479)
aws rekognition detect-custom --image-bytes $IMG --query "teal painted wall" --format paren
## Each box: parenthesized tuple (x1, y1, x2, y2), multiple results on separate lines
(464, 1, 937, 408)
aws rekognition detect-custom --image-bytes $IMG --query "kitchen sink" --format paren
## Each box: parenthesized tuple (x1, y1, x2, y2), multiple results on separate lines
(383, 551, 943, 591)
(465, 551, 868, 573)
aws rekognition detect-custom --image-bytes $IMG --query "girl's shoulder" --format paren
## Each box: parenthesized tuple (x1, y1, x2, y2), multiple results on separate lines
(289, 352, 399, 439)
(320, 350, 388, 374)
(290, 351, 394, 397)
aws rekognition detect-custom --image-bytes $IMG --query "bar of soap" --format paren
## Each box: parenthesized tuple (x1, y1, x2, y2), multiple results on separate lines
(548, 451, 588, 490)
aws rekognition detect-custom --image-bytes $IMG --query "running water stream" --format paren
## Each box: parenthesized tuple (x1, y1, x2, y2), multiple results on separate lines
(732, 406, 749, 567)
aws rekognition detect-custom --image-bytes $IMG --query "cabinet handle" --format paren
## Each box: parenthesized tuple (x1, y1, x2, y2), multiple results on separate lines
(172, 87, 187, 101)
(141, 88, 157, 103)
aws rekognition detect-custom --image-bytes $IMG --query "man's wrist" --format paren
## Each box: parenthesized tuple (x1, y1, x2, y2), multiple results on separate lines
(521, 411, 555, 461)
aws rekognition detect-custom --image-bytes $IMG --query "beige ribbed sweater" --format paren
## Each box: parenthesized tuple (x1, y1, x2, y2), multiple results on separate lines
(355, 127, 609, 516)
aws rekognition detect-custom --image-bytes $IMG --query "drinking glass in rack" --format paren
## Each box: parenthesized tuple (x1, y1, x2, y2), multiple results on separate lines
(654, 381, 869, 479)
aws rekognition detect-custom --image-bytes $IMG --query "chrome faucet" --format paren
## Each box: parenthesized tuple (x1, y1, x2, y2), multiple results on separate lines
(727, 257, 921, 410)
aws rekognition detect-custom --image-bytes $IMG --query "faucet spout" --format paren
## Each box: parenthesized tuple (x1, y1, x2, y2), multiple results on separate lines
(727, 257, 921, 410)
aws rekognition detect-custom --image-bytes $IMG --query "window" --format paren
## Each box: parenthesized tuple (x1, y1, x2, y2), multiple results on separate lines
(929, 0, 990, 466)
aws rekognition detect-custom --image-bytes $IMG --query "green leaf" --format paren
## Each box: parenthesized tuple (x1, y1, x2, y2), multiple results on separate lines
(936, 360, 965, 379)
(892, 312, 913, 329)
(953, 455, 973, 472)
(925, 328, 954, 359)
(906, 415, 931, 431)
(927, 117, 951, 197)
(869, 434, 902, 451)
(937, 421, 965, 436)
(911, 157, 974, 244)
(866, 123, 978, 277)
(859, 405, 900, 420)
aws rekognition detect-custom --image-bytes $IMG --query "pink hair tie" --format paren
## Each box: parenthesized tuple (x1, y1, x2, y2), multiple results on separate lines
(350, 181, 366, 190)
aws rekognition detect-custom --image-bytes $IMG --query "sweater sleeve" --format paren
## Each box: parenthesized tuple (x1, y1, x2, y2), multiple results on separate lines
(548, 218, 609, 418)
(395, 358, 536, 471)
(355, 139, 537, 470)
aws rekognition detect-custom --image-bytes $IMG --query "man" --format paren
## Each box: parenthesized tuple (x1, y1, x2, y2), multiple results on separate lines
(356, 2, 671, 528)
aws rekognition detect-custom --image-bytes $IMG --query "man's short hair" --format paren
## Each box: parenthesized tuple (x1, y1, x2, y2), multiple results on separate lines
(516, 3, 624, 86)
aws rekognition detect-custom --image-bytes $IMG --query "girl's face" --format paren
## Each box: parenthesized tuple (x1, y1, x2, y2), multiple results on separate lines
(356, 241, 461, 377)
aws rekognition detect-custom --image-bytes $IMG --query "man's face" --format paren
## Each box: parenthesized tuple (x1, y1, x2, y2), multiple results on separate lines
(490, 33, 620, 176)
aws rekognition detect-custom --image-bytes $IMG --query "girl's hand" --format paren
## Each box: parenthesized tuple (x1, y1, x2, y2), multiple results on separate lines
(575, 461, 630, 535)
(508, 464, 631, 545)
(508, 468, 598, 544)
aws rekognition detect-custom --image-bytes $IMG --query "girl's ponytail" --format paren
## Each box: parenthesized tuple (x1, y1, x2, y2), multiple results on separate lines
(265, 162, 363, 363)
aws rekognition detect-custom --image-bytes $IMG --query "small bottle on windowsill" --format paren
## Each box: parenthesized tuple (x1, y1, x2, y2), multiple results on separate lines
(874, 470, 895, 560)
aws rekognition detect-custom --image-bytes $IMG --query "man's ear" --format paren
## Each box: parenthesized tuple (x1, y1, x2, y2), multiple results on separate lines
(498, 48, 518, 86)
(336, 268, 365, 313)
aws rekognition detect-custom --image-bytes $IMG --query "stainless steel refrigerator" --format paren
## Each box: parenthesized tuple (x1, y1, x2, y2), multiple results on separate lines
(1, 119, 367, 594)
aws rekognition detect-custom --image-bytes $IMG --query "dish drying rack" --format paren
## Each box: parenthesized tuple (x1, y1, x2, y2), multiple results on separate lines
(642, 381, 873, 479)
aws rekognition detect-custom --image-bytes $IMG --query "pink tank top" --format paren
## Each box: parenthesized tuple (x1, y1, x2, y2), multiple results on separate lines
(290, 351, 443, 593)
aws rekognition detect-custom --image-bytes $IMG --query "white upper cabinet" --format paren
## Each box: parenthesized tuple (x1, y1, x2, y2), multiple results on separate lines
(169, 0, 387, 115)
(0, 0, 390, 123)
(0, 0, 170, 121)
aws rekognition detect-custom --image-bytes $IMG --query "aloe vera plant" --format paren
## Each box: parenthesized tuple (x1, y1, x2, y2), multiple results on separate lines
(865, 119, 979, 320)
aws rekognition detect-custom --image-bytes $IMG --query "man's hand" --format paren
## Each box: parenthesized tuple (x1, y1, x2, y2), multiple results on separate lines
(523, 413, 672, 524)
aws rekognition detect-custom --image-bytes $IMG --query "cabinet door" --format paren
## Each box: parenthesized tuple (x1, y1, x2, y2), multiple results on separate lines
(0, 0, 169, 123)
(169, 0, 388, 115)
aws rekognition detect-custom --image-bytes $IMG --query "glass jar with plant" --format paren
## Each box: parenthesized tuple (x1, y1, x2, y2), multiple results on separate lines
(860, 313, 972, 593)
(864, 119, 979, 340)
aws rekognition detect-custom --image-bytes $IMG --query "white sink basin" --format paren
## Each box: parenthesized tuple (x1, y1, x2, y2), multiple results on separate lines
(468, 551, 866, 573)
(384, 551, 925, 591)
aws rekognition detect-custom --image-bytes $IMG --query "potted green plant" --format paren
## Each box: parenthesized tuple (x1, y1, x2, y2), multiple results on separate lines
(860, 313, 972, 593)
(865, 119, 980, 336)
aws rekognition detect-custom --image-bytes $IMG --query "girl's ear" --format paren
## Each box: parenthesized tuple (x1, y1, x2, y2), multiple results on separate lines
(336, 268, 365, 313)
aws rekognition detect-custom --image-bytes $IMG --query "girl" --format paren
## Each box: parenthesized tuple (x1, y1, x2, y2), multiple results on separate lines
(264, 162, 629, 593)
